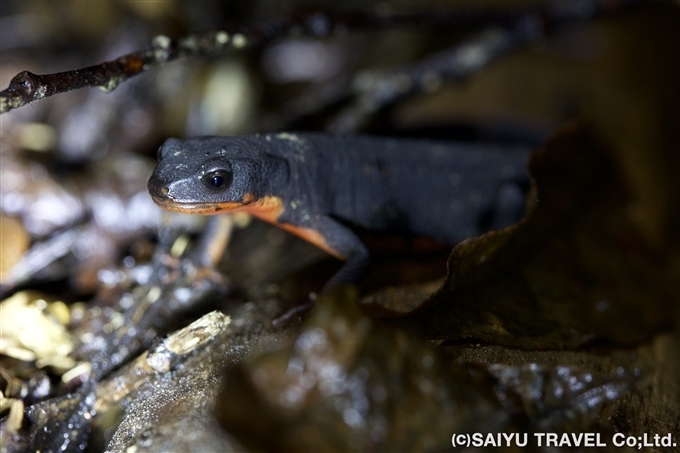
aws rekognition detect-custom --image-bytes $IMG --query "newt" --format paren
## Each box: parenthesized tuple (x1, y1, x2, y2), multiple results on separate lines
(148, 133, 530, 290)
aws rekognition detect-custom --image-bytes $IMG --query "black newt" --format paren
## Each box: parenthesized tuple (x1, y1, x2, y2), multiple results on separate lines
(148, 133, 530, 290)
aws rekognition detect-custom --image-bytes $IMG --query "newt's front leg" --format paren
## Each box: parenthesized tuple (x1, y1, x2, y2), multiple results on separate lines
(274, 212, 370, 292)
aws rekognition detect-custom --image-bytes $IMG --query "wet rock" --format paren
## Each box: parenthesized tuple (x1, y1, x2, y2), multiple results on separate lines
(217, 290, 505, 452)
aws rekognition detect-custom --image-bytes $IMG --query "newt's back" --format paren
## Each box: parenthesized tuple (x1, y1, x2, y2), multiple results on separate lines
(275, 133, 531, 245)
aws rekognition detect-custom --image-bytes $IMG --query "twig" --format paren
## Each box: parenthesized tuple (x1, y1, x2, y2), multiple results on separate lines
(0, 2, 642, 115)
(0, 10, 478, 114)
(0, 26, 278, 114)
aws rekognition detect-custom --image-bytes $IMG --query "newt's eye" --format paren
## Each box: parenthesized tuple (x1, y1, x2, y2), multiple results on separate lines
(203, 170, 232, 191)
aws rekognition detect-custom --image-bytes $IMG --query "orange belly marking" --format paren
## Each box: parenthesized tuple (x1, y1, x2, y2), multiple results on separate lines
(275, 223, 345, 261)
(240, 195, 345, 261)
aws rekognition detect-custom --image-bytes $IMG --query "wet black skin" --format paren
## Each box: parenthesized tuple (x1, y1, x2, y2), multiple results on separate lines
(148, 133, 531, 290)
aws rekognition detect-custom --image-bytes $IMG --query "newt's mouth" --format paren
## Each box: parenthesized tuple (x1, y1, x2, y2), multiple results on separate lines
(148, 189, 245, 215)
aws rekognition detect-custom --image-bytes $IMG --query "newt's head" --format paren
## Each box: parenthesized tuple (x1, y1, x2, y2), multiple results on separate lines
(148, 136, 287, 215)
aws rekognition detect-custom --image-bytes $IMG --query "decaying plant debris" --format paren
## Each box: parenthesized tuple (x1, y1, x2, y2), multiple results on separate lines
(1, 1, 679, 452)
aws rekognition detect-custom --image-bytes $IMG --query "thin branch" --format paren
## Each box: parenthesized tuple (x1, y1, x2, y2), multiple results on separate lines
(0, 25, 282, 114)
(0, 2, 643, 115)
(0, 8, 563, 114)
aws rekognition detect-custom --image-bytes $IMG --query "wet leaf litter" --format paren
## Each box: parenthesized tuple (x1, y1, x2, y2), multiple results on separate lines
(1, 2, 679, 452)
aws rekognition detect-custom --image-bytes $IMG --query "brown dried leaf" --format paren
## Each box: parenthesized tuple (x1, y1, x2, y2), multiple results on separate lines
(387, 122, 678, 349)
